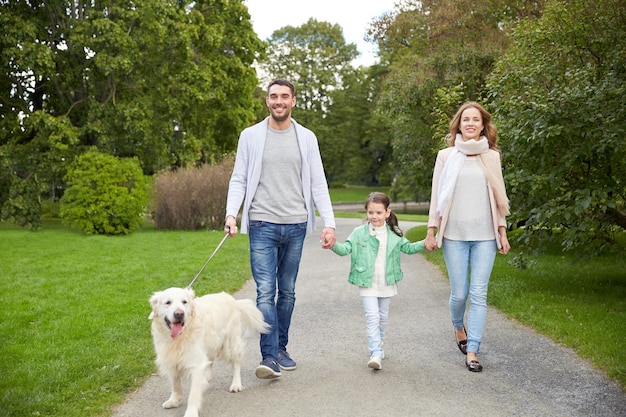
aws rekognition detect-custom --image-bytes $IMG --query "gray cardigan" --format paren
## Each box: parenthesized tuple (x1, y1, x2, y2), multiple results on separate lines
(226, 117, 335, 234)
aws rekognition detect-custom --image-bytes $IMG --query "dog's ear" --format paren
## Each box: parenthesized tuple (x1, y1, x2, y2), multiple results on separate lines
(148, 291, 161, 319)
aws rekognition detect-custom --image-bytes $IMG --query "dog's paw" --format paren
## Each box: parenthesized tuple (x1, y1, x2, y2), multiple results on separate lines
(162, 397, 181, 409)
(229, 383, 243, 393)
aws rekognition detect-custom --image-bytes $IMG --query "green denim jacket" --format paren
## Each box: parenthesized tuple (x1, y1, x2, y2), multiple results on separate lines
(331, 223, 425, 287)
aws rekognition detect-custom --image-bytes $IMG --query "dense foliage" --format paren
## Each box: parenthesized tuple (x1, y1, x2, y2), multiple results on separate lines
(60, 149, 148, 234)
(257, 19, 393, 185)
(256, 18, 359, 123)
(368, 0, 537, 200)
(487, 0, 626, 255)
(1, 0, 263, 228)
(2, 0, 624, 253)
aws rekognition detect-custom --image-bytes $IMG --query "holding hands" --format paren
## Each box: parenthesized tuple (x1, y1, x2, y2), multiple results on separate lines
(320, 227, 336, 249)
(424, 236, 437, 252)
(424, 228, 438, 252)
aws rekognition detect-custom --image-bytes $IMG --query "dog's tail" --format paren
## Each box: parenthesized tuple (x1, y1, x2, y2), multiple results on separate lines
(236, 299, 271, 335)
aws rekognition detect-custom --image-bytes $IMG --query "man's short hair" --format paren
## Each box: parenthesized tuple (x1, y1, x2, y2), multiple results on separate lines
(268, 79, 295, 96)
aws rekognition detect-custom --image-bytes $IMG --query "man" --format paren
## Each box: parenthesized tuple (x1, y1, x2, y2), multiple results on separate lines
(225, 79, 336, 379)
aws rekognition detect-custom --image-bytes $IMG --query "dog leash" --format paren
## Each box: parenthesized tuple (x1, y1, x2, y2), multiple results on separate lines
(186, 231, 230, 289)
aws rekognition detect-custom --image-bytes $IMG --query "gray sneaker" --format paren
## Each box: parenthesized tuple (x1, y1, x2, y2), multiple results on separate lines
(277, 349, 297, 371)
(255, 358, 282, 379)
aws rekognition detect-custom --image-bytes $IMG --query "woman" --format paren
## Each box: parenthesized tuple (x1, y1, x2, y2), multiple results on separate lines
(424, 102, 510, 372)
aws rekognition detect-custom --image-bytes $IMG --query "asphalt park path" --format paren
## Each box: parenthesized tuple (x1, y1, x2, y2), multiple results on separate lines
(113, 217, 626, 417)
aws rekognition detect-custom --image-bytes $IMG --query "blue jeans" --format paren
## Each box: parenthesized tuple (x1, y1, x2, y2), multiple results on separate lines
(362, 296, 391, 357)
(249, 221, 307, 361)
(442, 238, 497, 354)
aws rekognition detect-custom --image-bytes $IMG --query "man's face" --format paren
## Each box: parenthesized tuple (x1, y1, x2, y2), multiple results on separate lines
(266, 84, 296, 123)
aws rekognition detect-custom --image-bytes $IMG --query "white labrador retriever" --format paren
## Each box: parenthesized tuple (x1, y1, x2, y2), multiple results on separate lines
(149, 287, 269, 417)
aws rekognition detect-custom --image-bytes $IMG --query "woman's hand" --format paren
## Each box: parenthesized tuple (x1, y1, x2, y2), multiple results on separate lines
(498, 229, 510, 255)
(424, 228, 438, 251)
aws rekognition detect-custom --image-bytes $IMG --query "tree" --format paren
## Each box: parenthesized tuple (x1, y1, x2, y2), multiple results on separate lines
(368, 0, 544, 200)
(486, 0, 626, 255)
(321, 65, 394, 185)
(256, 18, 395, 184)
(256, 18, 359, 131)
(0, 0, 263, 228)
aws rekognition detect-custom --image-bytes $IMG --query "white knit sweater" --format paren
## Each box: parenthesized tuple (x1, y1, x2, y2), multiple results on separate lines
(444, 157, 495, 241)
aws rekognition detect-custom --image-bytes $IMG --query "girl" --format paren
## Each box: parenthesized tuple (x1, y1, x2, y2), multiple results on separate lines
(327, 192, 426, 370)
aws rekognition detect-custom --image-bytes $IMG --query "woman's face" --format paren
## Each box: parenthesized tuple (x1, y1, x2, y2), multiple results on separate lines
(459, 107, 484, 141)
(366, 202, 390, 227)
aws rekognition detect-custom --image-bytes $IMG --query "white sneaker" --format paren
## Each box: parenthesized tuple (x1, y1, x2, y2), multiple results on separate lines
(368, 355, 382, 370)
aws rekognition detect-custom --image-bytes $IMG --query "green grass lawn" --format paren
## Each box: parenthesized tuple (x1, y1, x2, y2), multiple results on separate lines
(0, 219, 253, 417)
(1, 206, 624, 417)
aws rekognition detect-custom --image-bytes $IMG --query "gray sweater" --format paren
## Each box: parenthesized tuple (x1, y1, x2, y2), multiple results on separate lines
(226, 117, 335, 235)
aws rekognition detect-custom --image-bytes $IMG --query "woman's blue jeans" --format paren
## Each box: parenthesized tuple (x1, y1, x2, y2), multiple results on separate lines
(249, 221, 307, 361)
(442, 238, 497, 354)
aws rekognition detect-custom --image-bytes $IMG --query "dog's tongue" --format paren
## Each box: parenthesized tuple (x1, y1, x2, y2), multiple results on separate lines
(170, 322, 184, 339)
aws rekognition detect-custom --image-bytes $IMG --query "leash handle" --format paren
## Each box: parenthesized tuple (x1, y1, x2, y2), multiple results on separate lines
(186, 231, 230, 289)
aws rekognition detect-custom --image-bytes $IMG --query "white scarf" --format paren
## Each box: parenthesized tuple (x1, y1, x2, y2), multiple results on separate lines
(437, 134, 509, 217)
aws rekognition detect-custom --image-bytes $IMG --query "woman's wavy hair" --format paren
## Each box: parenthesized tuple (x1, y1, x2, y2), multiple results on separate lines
(446, 102, 499, 151)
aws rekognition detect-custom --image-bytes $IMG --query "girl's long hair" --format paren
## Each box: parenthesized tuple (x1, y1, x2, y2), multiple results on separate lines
(365, 192, 403, 237)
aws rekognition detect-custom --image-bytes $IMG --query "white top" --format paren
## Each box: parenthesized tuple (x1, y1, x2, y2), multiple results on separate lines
(444, 157, 495, 241)
(360, 224, 398, 298)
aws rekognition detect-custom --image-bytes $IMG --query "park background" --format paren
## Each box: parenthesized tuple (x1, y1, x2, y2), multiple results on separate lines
(1, 1, 625, 416)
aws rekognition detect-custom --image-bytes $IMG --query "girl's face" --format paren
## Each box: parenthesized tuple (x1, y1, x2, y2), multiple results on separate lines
(366, 202, 390, 227)
(459, 107, 484, 141)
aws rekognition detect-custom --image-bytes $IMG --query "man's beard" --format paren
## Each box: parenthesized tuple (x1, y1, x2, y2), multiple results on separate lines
(270, 108, 291, 123)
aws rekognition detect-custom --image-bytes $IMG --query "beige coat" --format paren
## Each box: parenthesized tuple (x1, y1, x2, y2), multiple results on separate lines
(427, 147, 508, 249)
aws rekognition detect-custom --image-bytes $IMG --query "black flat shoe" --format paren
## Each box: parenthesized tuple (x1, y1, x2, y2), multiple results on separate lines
(455, 328, 467, 355)
(466, 359, 483, 372)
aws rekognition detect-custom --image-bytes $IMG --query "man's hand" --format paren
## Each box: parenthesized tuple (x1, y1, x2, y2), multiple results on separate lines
(320, 227, 336, 249)
(225, 215, 238, 237)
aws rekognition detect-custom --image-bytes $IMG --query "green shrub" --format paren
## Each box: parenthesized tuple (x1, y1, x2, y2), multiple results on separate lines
(0, 173, 46, 230)
(60, 149, 148, 235)
(41, 199, 60, 219)
(151, 157, 233, 230)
